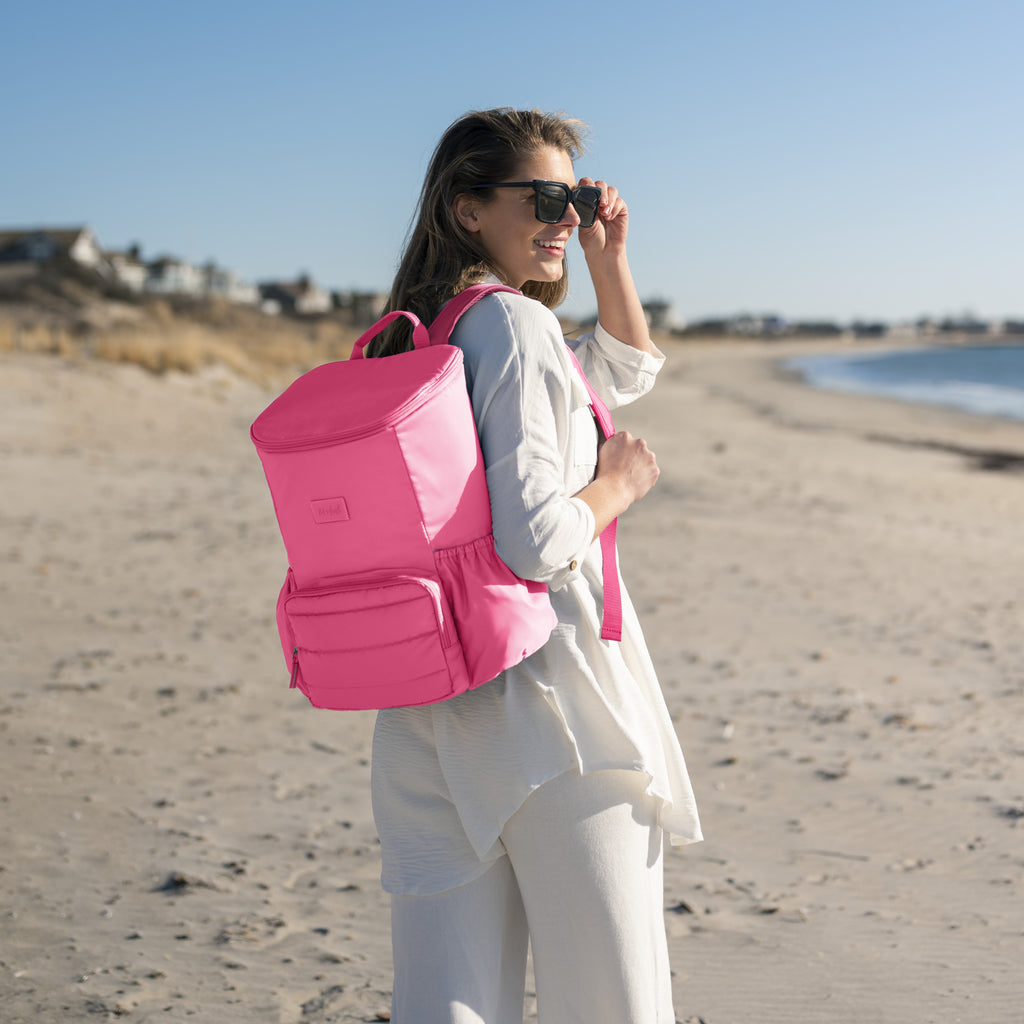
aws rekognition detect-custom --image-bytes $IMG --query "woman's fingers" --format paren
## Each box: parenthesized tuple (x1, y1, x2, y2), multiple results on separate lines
(578, 177, 625, 223)
(597, 430, 659, 503)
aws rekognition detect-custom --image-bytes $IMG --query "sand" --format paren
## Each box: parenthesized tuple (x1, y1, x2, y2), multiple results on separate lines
(1, 339, 1022, 1023)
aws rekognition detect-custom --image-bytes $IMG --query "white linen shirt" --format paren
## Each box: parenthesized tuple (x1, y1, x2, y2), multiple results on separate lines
(371, 285, 702, 895)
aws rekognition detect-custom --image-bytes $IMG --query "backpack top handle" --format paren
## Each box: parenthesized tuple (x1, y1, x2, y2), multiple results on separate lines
(348, 310, 431, 361)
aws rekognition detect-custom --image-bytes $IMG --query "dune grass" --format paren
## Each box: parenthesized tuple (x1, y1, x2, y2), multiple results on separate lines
(0, 305, 362, 384)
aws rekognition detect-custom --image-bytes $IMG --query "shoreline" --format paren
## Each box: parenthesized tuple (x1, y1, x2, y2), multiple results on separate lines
(780, 339, 1024, 428)
(670, 334, 1024, 460)
(3, 344, 1023, 1023)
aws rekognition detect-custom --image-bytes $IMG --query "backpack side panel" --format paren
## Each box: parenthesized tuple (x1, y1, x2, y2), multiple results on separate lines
(392, 371, 493, 551)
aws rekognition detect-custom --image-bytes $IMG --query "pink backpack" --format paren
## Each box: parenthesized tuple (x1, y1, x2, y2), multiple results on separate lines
(251, 284, 557, 710)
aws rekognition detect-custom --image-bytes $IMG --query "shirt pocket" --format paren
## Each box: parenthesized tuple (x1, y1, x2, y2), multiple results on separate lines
(564, 356, 599, 491)
(570, 399, 599, 499)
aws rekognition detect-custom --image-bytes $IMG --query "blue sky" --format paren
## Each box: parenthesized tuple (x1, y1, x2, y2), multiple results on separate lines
(4, 0, 1021, 324)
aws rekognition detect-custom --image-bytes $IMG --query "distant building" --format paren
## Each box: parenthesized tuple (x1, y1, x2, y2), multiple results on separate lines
(202, 261, 258, 304)
(258, 275, 332, 316)
(790, 320, 844, 337)
(728, 314, 789, 336)
(673, 318, 730, 337)
(994, 320, 1024, 335)
(106, 244, 148, 292)
(0, 225, 107, 271)
(641, 299, 673, 331)
(332, 289, 389, 326)
(851, 321, 888, 339)
(145, 256, 205, 296)
(937, 315, 989, 335)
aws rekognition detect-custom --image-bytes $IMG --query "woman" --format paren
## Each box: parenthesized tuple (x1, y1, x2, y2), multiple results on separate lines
(369, 108, 702, 1023)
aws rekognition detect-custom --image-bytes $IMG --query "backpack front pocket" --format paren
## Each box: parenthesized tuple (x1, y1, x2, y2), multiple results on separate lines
(282, 573, 470, 710)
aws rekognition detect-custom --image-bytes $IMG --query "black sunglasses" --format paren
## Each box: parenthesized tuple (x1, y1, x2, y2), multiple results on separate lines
(467, 179, 602, 228)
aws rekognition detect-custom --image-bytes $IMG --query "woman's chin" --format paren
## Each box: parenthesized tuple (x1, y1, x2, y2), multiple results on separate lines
(527, 264, 566, 286)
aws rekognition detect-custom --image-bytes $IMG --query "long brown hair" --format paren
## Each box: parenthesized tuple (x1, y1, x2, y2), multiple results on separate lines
(369, 108, 588, 357)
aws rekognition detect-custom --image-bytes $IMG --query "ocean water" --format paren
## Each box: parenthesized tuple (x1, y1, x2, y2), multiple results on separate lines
(786, 344, 1024, 422)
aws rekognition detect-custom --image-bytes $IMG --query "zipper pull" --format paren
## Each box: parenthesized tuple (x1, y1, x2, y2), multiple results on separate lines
(289, 646, 300, 688)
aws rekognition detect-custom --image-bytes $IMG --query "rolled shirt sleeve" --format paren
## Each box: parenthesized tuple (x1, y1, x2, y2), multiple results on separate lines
(567, 321, 666, 411)
(451, 292, 595, 591)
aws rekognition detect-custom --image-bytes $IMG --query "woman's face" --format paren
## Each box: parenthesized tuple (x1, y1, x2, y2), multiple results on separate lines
(457, 145, 580, 290)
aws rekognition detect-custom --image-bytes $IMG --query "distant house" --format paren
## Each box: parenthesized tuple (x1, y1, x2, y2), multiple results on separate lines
(106, 244, 148, 292)
(332, 289, 389, 326)
(0, 225, 107, 271)
(641, 299, 673, 331)
(996, 320, 1024, 336)
(202, 262, 258, 305)
(145, 256, 205, 296)
(937, 316, 988, 335)
(143, 253, 257, 302)
(674, 318, 731, 337)
(729, 314, 789, 336)
(851, 321, 888, 339)
(790, 320, 844, 337)
(258, 275, 332, 316)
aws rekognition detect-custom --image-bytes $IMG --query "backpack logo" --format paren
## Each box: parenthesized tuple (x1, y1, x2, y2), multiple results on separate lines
(310, 497, 350, 523)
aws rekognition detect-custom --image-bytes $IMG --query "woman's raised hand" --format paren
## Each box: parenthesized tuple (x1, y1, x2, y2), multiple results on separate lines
(576, 177, 628, 258)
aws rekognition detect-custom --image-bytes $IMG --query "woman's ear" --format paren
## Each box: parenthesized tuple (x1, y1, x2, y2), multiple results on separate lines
(453, 193, 482, 233)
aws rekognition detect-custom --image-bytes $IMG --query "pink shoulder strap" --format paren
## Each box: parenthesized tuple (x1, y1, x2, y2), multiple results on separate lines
(427, 283, 521, 344)
(563, 346, 622, 642)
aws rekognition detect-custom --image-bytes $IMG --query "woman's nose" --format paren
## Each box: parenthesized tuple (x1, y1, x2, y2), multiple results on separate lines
(559, 202, 581, 227)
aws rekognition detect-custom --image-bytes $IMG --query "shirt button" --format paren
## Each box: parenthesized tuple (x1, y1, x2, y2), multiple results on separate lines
(569, 560, 578, 571)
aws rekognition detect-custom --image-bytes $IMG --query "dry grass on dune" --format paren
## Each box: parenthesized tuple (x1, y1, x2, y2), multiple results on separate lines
(0, 297, 362, 383)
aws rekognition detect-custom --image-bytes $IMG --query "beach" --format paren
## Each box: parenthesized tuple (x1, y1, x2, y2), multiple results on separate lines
(2, 339, 1022, 1023)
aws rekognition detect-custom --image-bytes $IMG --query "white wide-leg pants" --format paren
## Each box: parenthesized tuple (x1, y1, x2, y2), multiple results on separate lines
(389, 769, 675, 1024)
